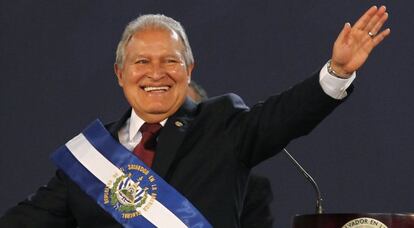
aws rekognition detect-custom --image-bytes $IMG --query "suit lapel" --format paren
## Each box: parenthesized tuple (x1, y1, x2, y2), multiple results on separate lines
(104, 100, 197, 179)
(105, 109, 132, 141)
(152, 98, 197, 179)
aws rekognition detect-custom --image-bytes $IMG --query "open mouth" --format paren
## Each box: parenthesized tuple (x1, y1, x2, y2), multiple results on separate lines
(142, 86, 171, 92)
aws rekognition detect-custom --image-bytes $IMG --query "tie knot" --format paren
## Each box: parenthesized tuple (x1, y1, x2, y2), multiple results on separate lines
(140, 122, 162, 135)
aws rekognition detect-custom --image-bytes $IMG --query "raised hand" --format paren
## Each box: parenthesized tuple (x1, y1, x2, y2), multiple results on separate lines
(330, 6, 391, 78)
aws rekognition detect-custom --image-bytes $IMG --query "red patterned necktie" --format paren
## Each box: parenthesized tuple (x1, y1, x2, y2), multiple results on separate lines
(132, 123, 162, 167)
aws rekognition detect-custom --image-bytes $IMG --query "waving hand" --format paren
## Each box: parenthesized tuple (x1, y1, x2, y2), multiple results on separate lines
(330, 6, 391, 78)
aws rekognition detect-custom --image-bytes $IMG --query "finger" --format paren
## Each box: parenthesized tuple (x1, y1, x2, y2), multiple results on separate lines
(335, 22, 352, 44)
(361, 28, 391, 55)
(363, 6, 387, 32)
(353, 6, 378, 30)
(372, 28, 391, 47)
(369, 12, 389, 36)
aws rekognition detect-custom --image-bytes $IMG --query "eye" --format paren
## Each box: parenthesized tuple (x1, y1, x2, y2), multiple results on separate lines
(166, 59, 179, 63)
(135, 59, 149, 64)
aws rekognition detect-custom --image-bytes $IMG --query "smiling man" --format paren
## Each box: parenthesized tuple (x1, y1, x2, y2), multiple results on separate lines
(114, 27, 194, 123)
(0, 6, 390, 228)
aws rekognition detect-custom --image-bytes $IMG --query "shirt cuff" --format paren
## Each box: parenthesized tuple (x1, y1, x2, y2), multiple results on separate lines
(319, 61, 356, 100)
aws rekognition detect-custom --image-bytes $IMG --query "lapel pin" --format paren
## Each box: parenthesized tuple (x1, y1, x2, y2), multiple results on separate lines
(174, 120, 184, 128)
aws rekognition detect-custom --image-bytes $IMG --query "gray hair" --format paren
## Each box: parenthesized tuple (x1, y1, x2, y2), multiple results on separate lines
(115, 14, 194, 69)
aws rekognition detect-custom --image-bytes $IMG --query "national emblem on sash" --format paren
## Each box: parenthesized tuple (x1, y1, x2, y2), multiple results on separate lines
(103, 164, 158, 219)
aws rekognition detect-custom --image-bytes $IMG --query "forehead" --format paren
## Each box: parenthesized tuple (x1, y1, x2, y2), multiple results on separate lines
(125, 28, 184, 55)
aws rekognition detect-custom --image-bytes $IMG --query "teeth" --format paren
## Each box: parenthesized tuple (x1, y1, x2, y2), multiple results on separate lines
(144, 86, 169, 92)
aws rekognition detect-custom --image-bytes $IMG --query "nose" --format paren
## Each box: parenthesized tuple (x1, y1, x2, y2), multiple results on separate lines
(148, 63, 166, 80)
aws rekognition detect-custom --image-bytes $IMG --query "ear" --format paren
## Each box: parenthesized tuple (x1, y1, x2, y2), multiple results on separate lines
(186, 63, 194, 84)
(114, 63, 124, 87)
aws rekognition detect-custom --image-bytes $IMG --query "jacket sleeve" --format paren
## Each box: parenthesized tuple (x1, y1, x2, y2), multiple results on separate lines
(0, 170, 77, 228)
(226, 72, 353, 167)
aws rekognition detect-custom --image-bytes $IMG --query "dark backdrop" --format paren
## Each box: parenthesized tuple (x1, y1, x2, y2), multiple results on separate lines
(1, 1, 412, 227)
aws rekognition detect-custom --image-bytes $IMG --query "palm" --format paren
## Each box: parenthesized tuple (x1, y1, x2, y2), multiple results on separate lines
(331, 6, 390, 76)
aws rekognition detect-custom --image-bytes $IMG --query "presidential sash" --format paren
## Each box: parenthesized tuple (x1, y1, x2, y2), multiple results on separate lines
(51, 119, 212, 228)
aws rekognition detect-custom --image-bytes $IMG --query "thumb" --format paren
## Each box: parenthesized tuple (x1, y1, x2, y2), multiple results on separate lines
(336, 22, 351, 44)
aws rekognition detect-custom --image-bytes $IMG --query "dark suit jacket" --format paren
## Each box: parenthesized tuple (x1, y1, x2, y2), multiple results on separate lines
(0, 73, 351, 228)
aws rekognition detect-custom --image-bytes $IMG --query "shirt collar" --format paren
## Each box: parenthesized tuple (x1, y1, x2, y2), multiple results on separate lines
(129, 109, 167, 141)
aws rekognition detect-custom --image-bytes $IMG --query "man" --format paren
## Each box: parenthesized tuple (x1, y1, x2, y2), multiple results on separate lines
(0, 6, 390, 227)
(187, 81, 208, 103)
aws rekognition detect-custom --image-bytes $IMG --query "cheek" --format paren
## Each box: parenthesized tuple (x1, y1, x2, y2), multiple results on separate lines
(171, 68, 190, 82)
(124, 69, 144, 84)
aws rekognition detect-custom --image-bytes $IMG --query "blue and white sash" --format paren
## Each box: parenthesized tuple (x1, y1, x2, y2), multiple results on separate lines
(51, 119, 212, 228)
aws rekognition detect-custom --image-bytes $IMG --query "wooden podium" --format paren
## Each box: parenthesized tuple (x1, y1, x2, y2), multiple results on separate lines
(292, 213, 414, 228)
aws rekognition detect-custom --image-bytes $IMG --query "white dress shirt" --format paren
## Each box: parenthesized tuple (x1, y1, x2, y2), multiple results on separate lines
(118, 110, 167, 151)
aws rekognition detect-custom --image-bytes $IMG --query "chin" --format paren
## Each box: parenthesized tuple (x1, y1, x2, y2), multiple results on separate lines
(132, 97, 184, 117)
(143, 105, 174, 115)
